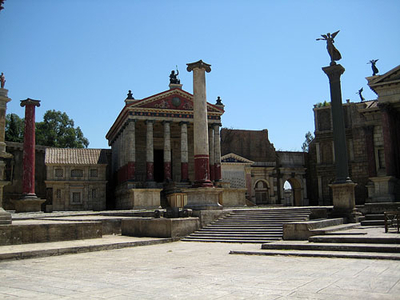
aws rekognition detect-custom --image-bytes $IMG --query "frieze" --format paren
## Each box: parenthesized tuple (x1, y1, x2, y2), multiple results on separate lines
(130, 111, 221, 120)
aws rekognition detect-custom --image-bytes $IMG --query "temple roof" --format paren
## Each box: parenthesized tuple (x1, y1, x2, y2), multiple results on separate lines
(45, 148, 109, 165)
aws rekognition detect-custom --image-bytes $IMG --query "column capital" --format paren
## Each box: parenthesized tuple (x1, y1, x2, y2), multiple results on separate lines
(322, 64, 345, 82)
(162, 120, 172, 125)
(179, 121, 189, 126)
(145, 119, 155, 125)
(20, 98, 41, 107)
(187, 60, 211, 73)
(212, 122, 222, 128)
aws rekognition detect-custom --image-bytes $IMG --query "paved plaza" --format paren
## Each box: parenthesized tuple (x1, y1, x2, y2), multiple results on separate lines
(0, 241, 400, 299)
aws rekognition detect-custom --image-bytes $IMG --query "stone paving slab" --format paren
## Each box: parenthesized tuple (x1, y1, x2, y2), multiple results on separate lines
(0, 235, 173, 261)
(0, 241, 399, 299)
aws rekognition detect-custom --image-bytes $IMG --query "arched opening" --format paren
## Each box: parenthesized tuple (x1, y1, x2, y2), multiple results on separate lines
(284, 178, 302, 206)
(254, 180, 270, 205)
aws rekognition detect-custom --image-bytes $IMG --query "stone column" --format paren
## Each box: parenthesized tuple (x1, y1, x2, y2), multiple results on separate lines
(187, 60, 213, 187)
(163, 121, 172, 181)
(146, 120, 155, 182)
(322, 64, 358, 222)
(180, 121, 189, 182)
(208, 126, 215, 182)
(125, 120, 136, 181)
(379, 103, 397, 177)
(0, 88, 12, 223)
(20, 99, 40, 197)
(363, 125, 377, 177)
(213, 123, 222, 182)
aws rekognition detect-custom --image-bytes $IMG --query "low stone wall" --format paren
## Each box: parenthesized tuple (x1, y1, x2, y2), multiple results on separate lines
(220, 188, 246, 207)
(115, 184, 161, 209)
(283, 218, 344, 240)
(0, 221, 102, 246)
(121, 217, 200, 238)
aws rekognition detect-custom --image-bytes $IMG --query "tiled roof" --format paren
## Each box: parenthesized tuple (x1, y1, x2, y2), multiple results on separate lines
(45, 148, 109, 165)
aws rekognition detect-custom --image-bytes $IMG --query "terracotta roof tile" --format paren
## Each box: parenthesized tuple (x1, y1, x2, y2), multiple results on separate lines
(45, 148, 108, 165)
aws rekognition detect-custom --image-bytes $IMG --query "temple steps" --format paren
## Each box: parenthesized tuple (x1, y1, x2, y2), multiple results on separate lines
(361, 214, 385, 226)
(182, 208, 311, 244)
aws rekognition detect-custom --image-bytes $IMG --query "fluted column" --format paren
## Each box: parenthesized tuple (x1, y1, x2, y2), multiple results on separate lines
(213, 123, 222, 182)
(20, 98, 40, 197)
(187, 60, 213, 187)
(208, 125, 215, 181)
(180, 121, 189, 182)
(163, 121, 172, 181)
(146, 120, 155, 181)
(126, 120, 136, 181)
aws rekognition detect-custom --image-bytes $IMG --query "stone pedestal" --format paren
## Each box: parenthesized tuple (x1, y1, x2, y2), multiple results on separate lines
(329, 182, 360, 222)
(182, 187, 223, 211)
(0, 89, 12, 223)
(12, 198, 46, 213)
(367, 176, 400, 203)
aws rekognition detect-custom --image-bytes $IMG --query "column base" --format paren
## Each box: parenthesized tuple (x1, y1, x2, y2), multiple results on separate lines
(329, 181, 358, 222)
(182, 187, 223, 210)
(12, 195, 46, 213)
(367, 176, 400, 203)
(0, 207, 11, 224)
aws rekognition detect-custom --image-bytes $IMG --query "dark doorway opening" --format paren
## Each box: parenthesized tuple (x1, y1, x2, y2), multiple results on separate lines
(154, 149, 164, 183)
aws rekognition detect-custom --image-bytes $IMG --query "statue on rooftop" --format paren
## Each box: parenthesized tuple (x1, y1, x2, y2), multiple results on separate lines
(169, 67, 180, 84)
(0, 73, 5, 88)
(368, 59, 379, 76)
(357, 87, 365, 101)
(317, 30, 342, 65)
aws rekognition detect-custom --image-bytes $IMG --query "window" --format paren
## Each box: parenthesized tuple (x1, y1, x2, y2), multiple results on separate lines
(71, 192, 82, 204)
(56, 189, 61, 199)
(92, 189, 97, 199)
(71, 169, 83, 177)
(378, 148, 386, 170)
(90, 169, 98, 177)
(55, 169, 63, 178)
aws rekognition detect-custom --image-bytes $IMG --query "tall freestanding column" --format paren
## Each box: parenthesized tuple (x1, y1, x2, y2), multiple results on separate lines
(14, 98, 45, 212)
(21, 99, 40, 197)
(323, 65, 358, 221)
(0, 86, 12, 223)
(187, 60, 213, 188)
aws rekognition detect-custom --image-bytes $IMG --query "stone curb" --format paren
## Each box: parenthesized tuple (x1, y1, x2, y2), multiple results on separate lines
(0, 238, 176, 262)
(229, 250, 400, 260)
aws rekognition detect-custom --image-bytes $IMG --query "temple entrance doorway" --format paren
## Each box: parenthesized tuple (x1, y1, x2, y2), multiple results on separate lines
(154, 150, 164, 183)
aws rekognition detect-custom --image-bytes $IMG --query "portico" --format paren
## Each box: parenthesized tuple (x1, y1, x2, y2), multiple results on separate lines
(106, 74, 225, 209)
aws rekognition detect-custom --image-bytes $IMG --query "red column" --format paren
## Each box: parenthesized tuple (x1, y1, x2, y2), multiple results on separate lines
(20, 98, 40, 197)
(379, 103, 396, 177)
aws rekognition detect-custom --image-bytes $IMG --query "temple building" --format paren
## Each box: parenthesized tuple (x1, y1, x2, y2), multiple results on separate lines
(105, 74, 225, 209)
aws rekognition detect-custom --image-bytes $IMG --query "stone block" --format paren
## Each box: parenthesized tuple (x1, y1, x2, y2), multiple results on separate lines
(220, 188, 246, 207)
(283, 218, 344, 240)
(121, 217, 200, 238)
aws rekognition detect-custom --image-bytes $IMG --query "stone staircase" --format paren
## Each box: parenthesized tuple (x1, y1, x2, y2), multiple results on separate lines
(182, 208, 311, 243)
(361, 213, 385, 227)
(230, 229, 400, 260)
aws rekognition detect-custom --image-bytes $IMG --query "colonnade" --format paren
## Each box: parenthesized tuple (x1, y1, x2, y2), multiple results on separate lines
(112, 119, 222, 184)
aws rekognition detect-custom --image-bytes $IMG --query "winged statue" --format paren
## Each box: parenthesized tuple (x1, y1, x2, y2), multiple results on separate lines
(317, 30, 342, 65)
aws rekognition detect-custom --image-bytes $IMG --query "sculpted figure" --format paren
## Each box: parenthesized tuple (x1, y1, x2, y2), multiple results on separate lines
(368, 59, 379, 76)
(169, 69, 180, 84)
(357, 87, 365, 101)
(317, 30, 342, 65)
(0, 72, 5, 88)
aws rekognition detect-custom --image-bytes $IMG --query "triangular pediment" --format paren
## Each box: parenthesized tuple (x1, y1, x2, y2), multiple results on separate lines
(127, 89, 224, 113)
(368, 65, 400, 87)
(221, 153, 254, 164)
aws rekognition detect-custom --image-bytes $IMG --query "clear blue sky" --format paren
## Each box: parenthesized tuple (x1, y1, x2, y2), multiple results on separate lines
(1, 0, 399, 150)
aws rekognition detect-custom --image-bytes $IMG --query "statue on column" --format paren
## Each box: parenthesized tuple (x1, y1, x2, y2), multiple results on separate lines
(0, 73, 5, 88)
(368, 59, 379, 76)
(169, 67, 180, 84)
(317, 30, 342, 65)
